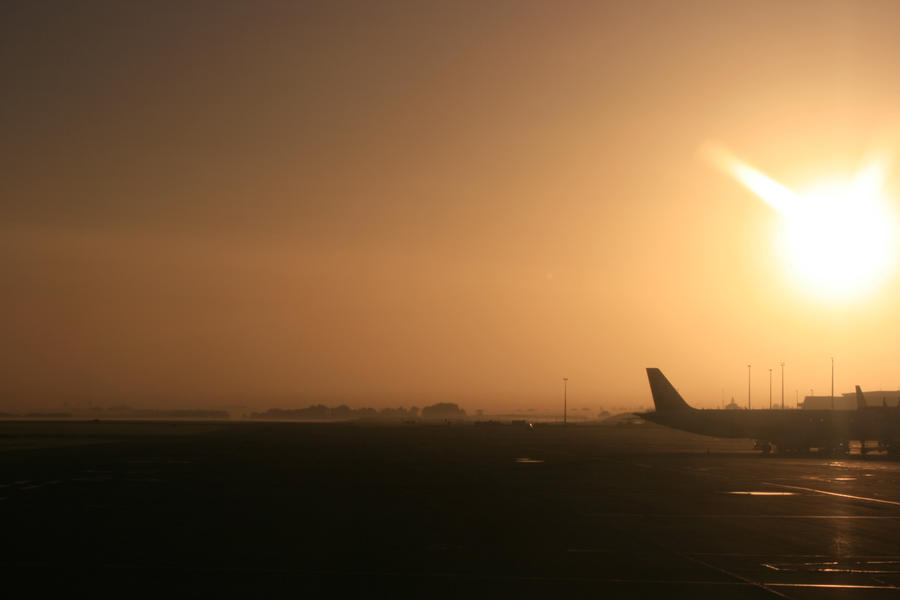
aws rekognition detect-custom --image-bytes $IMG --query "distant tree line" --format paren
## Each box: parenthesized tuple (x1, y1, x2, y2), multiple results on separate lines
(250, 402, 467, 421)
(420, 403, 466, 420)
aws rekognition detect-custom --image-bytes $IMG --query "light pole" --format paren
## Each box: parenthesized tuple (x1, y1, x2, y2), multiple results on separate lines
(831, 357, 834, 411)
(769, 368, 772, 409)
(747, 364, 751, 409)
(780, 362, 785, 409)
(563, 377, 568, 425)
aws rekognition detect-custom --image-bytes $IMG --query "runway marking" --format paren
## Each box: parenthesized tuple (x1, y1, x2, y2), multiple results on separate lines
(724, 491, 796, 496)
(692, 553, 900, 558)
(762, 559, 900, 574)
(579, 513, 900, 519)
(676, 553, 791, 598)
(13, 561, 859, 590)
(764, 482, 900, 507)
(768, 583, 900, 590)
(10, 560, 900, 591)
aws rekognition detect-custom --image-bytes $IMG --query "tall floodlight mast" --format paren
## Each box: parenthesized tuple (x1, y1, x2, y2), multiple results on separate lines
(747, 365, 751, 409)
(831, 357, 835, 410)
(780, 362, 785, 409)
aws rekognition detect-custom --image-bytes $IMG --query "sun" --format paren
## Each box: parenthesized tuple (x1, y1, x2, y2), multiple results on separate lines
(705, 145, 899, 302)
(778, 168, 897, 300)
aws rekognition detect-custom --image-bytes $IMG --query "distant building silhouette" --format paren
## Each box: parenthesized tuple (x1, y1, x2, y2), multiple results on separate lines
(801, 395, 855, 410)
(802, 389, 900, 410)
(249, 404, 419, 421)
(841, 390, 900, 408)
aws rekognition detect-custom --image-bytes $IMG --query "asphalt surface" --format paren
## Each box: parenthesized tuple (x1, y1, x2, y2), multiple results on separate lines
(1, 420, 899, 597)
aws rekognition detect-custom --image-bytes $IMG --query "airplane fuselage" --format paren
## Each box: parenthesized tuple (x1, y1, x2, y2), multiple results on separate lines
(638, 409, 862, 448)
(642, 368, 900, 453)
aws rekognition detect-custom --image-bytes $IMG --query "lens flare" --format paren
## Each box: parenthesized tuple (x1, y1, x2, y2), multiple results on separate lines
(704, 144, 899, 302)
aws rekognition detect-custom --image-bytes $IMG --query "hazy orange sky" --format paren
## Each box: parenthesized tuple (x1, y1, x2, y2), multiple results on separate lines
(5, 1, 900, 412)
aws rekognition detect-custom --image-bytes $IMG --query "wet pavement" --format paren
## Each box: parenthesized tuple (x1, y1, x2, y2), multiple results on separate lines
(1, 420, 899, 597)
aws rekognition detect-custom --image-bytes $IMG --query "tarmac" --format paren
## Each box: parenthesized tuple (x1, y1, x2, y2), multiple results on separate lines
(2, 419, 899, 597)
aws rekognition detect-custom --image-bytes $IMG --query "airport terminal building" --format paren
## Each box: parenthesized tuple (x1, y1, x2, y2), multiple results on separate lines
(801, 391, 900, 410)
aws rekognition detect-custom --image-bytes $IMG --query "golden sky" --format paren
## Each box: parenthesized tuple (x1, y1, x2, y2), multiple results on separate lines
(5, 1, 900, 411)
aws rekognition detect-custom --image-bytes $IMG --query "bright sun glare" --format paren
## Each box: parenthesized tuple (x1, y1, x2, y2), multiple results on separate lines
(705, 145, 899, 302)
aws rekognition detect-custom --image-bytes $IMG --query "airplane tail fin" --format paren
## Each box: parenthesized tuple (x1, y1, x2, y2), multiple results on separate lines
(646, 368, 693, 411)
(855, 385, 867, 410)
